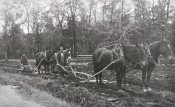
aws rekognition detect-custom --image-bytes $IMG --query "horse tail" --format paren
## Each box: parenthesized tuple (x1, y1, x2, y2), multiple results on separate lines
(35, 53, 41, 66)
(36, 53, 40, 58)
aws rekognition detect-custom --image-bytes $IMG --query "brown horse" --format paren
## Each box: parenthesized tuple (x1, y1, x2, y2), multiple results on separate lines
(93, 44, 148, 87)
(36, 50, 53, 74)
(143, 39, 174, 91)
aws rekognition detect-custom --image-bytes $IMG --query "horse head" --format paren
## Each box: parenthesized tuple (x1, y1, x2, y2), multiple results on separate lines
(123, 44, 148, 68)
(135, 44, 148, 67)
(159, 39, 174, 61)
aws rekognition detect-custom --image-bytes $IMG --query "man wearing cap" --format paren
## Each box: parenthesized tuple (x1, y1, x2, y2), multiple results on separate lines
(55, 46, 66, 76)
(60, 47, 65, 64)
(20, 54, 29, 72)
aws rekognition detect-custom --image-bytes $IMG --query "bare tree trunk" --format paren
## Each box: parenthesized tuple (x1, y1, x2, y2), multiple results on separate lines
(166, 0, 170, 23)
(93, 2, 97, 25)
(4, 50, 8, 62)
(73, 15, 77, 56)
(121, 0, 124, 18)
(102, 0, 107, 27)
(89, 0, 93, 25)
(119, 0, 124, 30)
(152, 0, 154, 20)
(110, 0, 115, 25)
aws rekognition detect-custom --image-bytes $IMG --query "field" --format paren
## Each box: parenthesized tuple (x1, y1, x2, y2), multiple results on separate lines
(0, 59, 175, 107)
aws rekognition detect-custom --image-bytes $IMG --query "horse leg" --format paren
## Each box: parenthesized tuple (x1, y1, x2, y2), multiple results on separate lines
(120, 66, 126, 86)
(47, 63, 50, 74)
(95, 73, 99, 84)
(94, 63, 99, 84)
(146, 70, 152, 91)
(99, 72, 103, 85)
(116, 71, 119, 87)
(38, 65, 41, 74)
(44, 64, 46, 74)
(51, 62, 56, 73)
(116, 70, 121, 87)
(59, 63, 64, 77)
(142, 70, 147, 92)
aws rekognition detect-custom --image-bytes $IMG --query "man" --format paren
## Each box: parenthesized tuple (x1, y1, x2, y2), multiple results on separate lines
(56, 46, 64, 65)
(55, 46, 67, 76)
(20, 54, 29, 72)
(60, 47, 65, 65)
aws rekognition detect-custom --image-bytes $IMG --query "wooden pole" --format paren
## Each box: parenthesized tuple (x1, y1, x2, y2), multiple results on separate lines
(106, 77, 116, 84)
(84, 57, 123, 82)
(126, 70, 138, 79)
(56, 64, 72, 75)
(102, 70, 115, 80)
(69, 65, 76, 77)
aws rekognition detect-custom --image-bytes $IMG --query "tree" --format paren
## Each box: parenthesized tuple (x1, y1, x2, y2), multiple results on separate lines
(67, 0, 82, 56)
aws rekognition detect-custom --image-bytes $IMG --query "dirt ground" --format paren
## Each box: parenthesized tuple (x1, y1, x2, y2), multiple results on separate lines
(0, 59, 175, 107)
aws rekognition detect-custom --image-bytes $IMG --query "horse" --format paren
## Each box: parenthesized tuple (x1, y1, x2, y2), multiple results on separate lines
(36, 50, 53, 74)
(142, 39, 174, 91)
(93, 44, 148, 87)
(52, 49, 71, 76)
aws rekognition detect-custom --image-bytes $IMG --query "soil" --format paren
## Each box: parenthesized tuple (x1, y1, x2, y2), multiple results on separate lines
(0, 59, 175, 107)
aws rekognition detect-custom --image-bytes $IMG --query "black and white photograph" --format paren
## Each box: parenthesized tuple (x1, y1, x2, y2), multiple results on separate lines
(0, 0, 175, 107)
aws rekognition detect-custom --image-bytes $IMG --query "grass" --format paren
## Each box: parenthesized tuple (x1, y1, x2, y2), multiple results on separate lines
(0, 70, 78, 107)
(0, 64, 107, 107)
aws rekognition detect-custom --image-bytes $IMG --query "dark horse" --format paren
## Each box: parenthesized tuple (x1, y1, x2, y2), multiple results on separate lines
(36, 50, 53, 74)
(142, 39, 174, 91)
(51, 49, 71, 75)
(93, 44, 148, 87)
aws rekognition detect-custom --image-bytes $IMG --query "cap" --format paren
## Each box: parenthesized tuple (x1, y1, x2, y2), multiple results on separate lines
(22, 54, 26, 57)
(60, 47, 63, 50)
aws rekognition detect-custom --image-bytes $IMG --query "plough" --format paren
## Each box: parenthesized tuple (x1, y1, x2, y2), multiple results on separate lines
(20, 55, 140, 84)
(53, 63, 96, 80)
(53, 55, 139, 84)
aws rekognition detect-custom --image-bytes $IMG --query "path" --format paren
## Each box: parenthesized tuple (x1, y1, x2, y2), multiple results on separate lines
(0, 85, 44, 107)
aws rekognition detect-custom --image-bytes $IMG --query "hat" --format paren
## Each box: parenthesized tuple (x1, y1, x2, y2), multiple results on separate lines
(60, 47, 63, 50)
(22, 54, 26, 57)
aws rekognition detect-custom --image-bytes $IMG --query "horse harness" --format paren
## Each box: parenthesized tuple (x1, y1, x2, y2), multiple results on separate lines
(38, 51, 52, 63)
(112, 45, 147, 70)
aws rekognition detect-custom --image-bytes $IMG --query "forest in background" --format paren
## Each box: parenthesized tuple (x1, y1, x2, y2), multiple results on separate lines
(0, 0, 175, 60)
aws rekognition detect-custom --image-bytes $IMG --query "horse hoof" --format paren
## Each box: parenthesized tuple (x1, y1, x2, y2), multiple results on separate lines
(143, 88, 147, 92)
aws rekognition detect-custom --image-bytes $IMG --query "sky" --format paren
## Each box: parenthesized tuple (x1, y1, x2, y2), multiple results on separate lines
(0, 0, 6, 32)
(0, 0, 175, 33)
